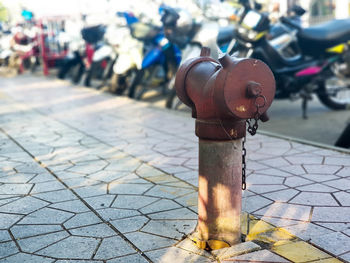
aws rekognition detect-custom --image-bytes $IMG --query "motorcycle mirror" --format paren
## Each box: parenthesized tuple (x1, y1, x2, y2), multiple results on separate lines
(254, 2, 262, 10)
(289, 5, 306, 16)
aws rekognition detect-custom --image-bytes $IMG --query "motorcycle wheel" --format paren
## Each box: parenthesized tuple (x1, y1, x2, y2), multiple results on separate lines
(85, 61, 104, 87)
(317, 76, 350, 110)
(109, 73, 128, 95)
(71, 63, 85, 84)
(58, 58, 78, 79)
(128, 69, 145, 99)
(165, 77, 183, 109)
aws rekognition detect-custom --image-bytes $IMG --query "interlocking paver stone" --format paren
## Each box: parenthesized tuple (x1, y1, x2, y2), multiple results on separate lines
(49, 199, 90, 213)
(0, 213, 23, 229)
(311, 232, 350, 255)
(110, 215, 149, 233)
(97, 208, 140, 221)
(36, 236, 100, 259)
(94, 236, 137, 259)
(69, 223, 116, 238)
(333, 191, 350, 206)
(312, 207, 350, 222)
(289, 192, 339, 206)
(141, 219, 196, 240)
(139, 199, 182, 214)
(18, 207, 74, 224)
(84, 194, 116, 209)
(125, 232, 175, 251)
(228, 249, 290, 262)
(111, 195, 158, 210)
(0, 241, 19, 259)
(108, 182, 153, 195)
(11, 224, 63, 239)
(32, 189, 77, 203)
(63, 211, 102, 228)
(0, 196, 48, 214)
(148, 207, 197, 220)
(106, 253, 148, 263)
(0, 230, 11, 242)
(18, 231, 69, 253)
(0, 183, 33, 195)
(254, 203, 311, 221)
(0, 253, 54, 263)
(146, 247, 214, 263)
(283, 222, 335, 241)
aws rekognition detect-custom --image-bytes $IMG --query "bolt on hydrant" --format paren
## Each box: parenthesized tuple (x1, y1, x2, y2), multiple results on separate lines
(174, 47, 275, 249)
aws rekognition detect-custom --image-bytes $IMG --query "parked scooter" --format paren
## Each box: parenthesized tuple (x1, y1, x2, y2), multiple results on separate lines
(10, 24, 40, 73)
(0, 29, 13, 67)
(107, 12, 145, 95)
(109, 10, 181, 100)
(230, 0, 350, 118)
(57, 24, 106, 84)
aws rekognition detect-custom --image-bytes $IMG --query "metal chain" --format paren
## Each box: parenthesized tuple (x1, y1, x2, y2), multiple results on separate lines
(242, 94, 267, 190)
(246, 94, 267, 136)
(241, 135, 247, 190)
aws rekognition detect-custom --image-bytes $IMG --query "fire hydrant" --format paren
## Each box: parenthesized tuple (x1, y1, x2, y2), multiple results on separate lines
(175, 47, 275, 248)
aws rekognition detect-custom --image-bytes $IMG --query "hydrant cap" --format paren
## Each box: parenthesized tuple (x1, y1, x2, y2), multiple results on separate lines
(216, 57, 275, 120)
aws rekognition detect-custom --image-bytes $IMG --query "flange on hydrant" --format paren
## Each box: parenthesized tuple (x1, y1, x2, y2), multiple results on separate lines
(175, 47, 275, 249)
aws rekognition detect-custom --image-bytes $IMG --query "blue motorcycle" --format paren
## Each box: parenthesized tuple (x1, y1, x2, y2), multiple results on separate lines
(126, 22, 181, 100)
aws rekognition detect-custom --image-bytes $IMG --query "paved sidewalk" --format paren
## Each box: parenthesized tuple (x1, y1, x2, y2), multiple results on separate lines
(0, 75, 350, 262)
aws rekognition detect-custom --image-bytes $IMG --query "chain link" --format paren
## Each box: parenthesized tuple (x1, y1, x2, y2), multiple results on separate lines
(241, 135, 247, 190)
(242, 94, 267, 190)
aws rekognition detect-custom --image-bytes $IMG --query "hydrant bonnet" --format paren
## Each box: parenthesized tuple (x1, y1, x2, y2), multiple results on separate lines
(175, 47, 275, 140)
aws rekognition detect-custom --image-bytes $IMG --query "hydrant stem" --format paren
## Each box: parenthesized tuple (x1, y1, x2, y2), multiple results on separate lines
(197, 139, 242, 245)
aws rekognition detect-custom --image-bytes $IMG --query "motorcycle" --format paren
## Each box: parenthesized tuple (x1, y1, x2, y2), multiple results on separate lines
(9, 24, 40, 73)
(230, 0, 350, 118)
(57, 24, 106, 85)
(109, 10, 181, 100)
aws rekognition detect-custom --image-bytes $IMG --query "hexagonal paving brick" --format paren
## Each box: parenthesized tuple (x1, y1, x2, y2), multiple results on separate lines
(0, 183, 33, 195)
(111, 195, 158, 210)
(110, 215, 149, 234)
(97, 208, 140, 221)
(36, 236, 100, 259)
(18, 231, 69, 253)
(311, 232, 350, 255)
(125, 232, 175, 252)
(0, 196, 49, 214)
(94, 236, 137, 259)
(0, 253, 54, 263)
(0, 213, 24, 229)
(0, 241, 19, 259)
(145, 247, 213, 263)
(106, 253, 148, 263)
(108, 182, 153, 195)
(18, 207, 74, 224)
(141, 219, 196, 239)
(63, 211, 102, 229)
(11, 224, 63, 239)
(69, 223, 116, 238)
(49, 199, 90, 213)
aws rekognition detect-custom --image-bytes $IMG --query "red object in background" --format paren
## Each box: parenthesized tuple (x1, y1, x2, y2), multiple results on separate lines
(38, 18, 68, 75)
(84, 43, 94, 69)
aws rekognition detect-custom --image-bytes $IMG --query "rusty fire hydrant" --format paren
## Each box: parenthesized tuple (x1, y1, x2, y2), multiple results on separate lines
(175, 47, 275, 248)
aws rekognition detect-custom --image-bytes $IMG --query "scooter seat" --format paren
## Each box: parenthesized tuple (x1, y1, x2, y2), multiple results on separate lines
(298, 19, 350, 55)
(217, 25, 235, 45)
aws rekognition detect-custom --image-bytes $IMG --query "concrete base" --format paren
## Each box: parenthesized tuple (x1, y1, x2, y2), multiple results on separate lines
(197, 139, 242, 246)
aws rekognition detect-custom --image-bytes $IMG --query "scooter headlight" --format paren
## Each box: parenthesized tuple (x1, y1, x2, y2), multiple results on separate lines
(247, 31, 257, 40)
